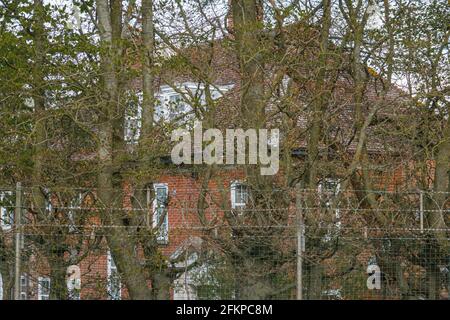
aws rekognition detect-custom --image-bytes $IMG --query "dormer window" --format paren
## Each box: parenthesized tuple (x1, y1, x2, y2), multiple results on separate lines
(155, 82, 233, 124)
(124, 83, 233, 141)
(155, 90, 193, 124)
(168, 94, 189, 116)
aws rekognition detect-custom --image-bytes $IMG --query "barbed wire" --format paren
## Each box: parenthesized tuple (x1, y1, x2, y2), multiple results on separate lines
(1, 205, 449, 213)
(1, 185, 450, 194)
(3, 224, 450, 232)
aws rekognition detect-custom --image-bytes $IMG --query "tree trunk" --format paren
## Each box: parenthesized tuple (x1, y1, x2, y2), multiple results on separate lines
(303, 0, 331, 191)
(49, 252, 68, 300)
(152, 272, 171, 300)
(429, 115, 449, 252)
(96, 0, 152, 300)
(140, 0, 155, 155)
(426, 265, 439, 300)
(308, 264, 323, 300)
(0, 234, 13, 300)
(31, 0, 46, 214)
(231, 0, 265, 130)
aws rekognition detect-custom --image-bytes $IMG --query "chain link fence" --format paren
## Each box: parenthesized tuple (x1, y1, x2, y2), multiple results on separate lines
(0, 185, 449, 300)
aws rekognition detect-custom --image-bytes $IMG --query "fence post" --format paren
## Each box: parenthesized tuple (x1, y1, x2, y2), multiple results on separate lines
(14, 182, 22, 300)
(448, 255, 450, 301)
(419, 190, 424, 234)
(295, 183, 305, 300)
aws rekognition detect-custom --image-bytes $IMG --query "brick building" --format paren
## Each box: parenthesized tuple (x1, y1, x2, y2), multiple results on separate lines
(0, 21, 416, 300)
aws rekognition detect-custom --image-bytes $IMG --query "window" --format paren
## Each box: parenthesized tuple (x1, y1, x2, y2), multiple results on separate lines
(318, 178, 341, 209)
(43, 188, 53, 214)
(231, 181, 248, 210)
(154, 83, 234, 123)
(20, 274, 28, 300)
(37, 277, 51, 300)
(0, 192, 14, 230)
(107, 251, 121, 300)
(318, 178, 341, 239)
(318, 178, 340, 195)
(152, 184, 169, 244)
(68, 193, 84, 232)
(322, 289, 343, 300)
(155, 92, 192, 124)
(67, 265, 81, 300)
(68, 287, 81, 300)
(168, 94, 189, 119)
(124, 91, 142, 143)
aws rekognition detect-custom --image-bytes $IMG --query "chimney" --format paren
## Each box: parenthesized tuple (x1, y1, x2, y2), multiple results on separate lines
(226, 0, 234, 35)
(225, 0, 263, 36)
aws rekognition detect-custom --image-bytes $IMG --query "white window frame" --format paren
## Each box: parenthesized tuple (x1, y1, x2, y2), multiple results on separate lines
(318, 177, 340, 194)
(37, 276, 51, 300)
(68, 192, 84, 232)
(20, 273, 28, 300)
(318, 178, 341, 207)
(0, 191, 14, 230)
(155, 90, 192, 123)
(152, 183, 169, 244)
(230, 181, 248, 210)
(318, 178, 342, 236)
(168, 93, 189, 118)
(43, 188, 53, 213)
(67, 265, 81, 300)
(107, 251, 121, 300)
(124, 90, 143, 143)
(155, 82, 234, 123)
